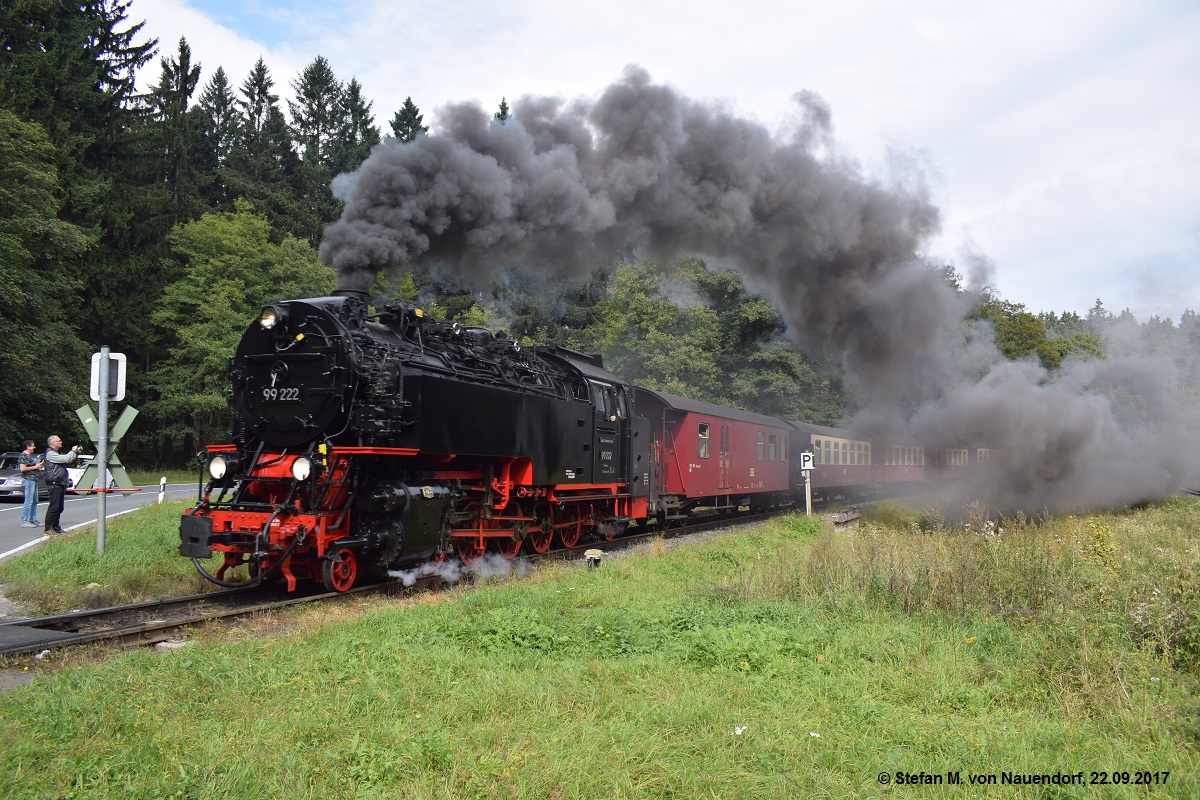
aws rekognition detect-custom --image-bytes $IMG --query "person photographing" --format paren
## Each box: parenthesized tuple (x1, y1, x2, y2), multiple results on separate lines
(43, 435, 82, 535)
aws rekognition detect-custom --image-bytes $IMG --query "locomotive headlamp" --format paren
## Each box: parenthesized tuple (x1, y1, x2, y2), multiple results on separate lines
(208, 454, 238, 480)
(259, 304, 286, 330)
(291, 456, 315, 481)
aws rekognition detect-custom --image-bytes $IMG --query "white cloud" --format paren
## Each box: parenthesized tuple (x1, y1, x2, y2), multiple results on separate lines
(134, 0, 1200, 318)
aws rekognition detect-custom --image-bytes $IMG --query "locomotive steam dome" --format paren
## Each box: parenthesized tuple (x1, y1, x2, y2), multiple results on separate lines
(230, 297, 358, 447)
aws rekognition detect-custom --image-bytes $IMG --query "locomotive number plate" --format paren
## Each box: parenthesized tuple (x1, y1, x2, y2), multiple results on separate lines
(260, 386, 304, 403)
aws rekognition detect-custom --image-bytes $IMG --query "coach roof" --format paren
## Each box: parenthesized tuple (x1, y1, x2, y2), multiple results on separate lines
(636, 388, 791, 428)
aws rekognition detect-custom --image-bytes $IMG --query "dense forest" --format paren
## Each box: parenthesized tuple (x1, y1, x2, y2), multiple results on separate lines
(3, 1, 1198, 467)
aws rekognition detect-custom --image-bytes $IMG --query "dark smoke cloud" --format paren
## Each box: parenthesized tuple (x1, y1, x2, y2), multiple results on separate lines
(321, 66, 1200, 512)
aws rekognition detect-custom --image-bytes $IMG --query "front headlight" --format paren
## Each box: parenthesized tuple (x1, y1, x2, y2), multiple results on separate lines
(209, 454, 237, 480)
(260, 304, 286, 330)
(290, 456, 314, 481)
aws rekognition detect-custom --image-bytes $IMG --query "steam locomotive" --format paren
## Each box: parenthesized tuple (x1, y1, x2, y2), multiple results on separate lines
(179, 292, 995, 592)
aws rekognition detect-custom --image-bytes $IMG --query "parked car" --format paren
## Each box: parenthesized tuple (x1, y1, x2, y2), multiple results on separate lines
(0, 451, 49, 500)
(67, 455, 117, 491)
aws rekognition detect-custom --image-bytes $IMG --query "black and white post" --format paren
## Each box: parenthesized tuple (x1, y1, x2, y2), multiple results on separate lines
(801, 451, 815, 517)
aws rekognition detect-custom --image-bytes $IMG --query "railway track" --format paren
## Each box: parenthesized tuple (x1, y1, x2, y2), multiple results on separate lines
(0, 506, 834, 659)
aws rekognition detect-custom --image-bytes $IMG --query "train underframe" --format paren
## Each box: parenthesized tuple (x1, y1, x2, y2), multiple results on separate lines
(180, 445, 650, 593)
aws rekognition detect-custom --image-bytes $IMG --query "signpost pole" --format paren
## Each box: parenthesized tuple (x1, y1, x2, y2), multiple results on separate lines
(96, 346, 110, 555)
(805, 470, 812, 517)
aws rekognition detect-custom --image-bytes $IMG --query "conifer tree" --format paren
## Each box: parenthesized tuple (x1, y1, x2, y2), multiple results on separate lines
(389, 96, 428, 141)
(224, 58, 302, 238)
(147, 37, 203, 227)
(288, 55, 345, 246)
(335, 77, 381, 173)
(194, 66, 239, 207)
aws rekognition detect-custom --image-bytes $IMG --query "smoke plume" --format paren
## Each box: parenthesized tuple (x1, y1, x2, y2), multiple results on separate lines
(322, 66, 1200, 512)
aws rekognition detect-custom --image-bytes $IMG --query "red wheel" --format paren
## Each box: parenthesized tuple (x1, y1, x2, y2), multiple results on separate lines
(322, 548, 358, 593)
(558, 508, 582, 548)
(495, 538, 522, 559)
(456, 538, 485, 565)
(528, 504, 554, 554)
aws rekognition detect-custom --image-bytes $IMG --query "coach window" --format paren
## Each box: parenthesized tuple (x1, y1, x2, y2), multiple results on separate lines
(825, 440, 831, 465)
(769, 433, 777, 461)
(781, 437, 787, 462)
(842, 441, 848, 464)
(698, 423, 711, 458)
(757, 432, 765, 461)
(865, 444, 871, 465)
(814, 439, 821, 464)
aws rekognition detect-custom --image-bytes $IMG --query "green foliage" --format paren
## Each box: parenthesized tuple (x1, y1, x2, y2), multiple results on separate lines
(336, 77, 381, 172)
(145, 37, 204, 229)
(146, 201, 334, 451)
(222, 58, 302, 239)
(979, 295, 1107, 369)
(0, 111, 93, 444)
(572, 257, 844, 422)
(389, 96, 427, 141)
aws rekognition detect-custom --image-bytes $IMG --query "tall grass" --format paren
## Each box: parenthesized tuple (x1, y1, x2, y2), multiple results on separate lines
(0, 502, 1197, 797)
(0, 500, 219, 611)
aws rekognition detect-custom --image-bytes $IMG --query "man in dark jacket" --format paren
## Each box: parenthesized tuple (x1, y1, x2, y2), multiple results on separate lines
(43, 435, 82, 534)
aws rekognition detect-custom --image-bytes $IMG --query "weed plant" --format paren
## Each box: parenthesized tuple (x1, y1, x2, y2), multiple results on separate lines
(0, 501, 1198, 797)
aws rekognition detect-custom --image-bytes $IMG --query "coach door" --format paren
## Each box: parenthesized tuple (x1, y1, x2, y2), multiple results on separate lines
(718, 424, 730, 489)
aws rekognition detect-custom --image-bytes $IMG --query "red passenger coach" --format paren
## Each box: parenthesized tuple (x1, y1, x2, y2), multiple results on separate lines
(633, 389, 793, 523)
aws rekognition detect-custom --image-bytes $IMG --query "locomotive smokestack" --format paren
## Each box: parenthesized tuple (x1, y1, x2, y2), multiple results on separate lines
(332, 270, 374, 299)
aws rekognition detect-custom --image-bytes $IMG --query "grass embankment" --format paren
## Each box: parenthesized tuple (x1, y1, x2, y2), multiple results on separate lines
(127, 468, 196, 486)
(0, 500, 216, 610)
(1, 499, 1198, 798)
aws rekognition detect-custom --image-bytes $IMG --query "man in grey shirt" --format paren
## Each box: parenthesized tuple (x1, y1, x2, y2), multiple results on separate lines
(43, 434, 82, 534)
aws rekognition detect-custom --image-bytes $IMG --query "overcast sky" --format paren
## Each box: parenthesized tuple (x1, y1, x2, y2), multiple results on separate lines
(134, 0, 1200, 321)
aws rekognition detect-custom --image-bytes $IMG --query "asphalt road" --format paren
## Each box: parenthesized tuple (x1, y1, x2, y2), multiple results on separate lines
(0, 483, 201, 562)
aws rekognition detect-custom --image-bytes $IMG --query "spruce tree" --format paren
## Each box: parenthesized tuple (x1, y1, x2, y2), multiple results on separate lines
(335, 77, 381, 173)
(147, 37, 203, 227)
(195, 66, 240, 208)
(288, 55, 345, 246)
(224, 59, 302, 239)
(389, 96, 428, 141)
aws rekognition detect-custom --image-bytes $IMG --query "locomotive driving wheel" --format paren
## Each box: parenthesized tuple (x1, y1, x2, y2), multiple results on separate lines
(491, 501, 527, 560)
(455, 538, 485, 564)
(322, 547, 358, 593)
(558, 505, 583, 548)
(527, 502, 555, 554)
